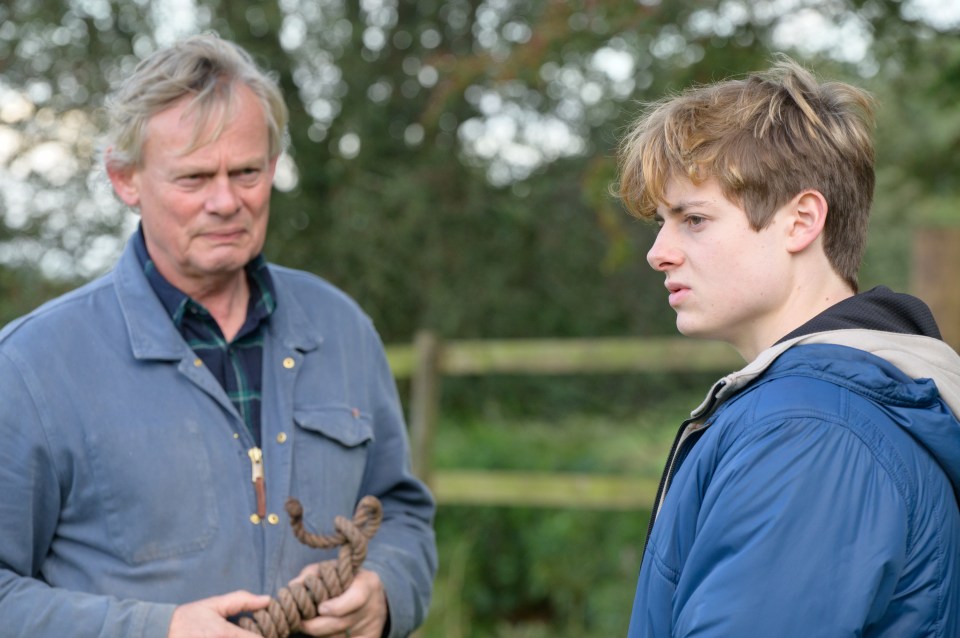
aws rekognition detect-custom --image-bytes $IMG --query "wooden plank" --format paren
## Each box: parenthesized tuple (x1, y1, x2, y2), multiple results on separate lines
(409, 331, 442, 482)
(430, 470, 659, 510)
(911, 227, 960, 350)
(438, 336, 740, 375)
(387, 336, 741, 378)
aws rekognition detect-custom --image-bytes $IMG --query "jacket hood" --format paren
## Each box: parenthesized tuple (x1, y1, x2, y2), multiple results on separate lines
(691, 288, 960, 495)
(777, 285, 943, 341)
(704, 330, 960, 421)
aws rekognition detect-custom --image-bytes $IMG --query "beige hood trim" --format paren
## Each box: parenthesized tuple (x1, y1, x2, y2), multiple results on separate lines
(691, 330, 960, 420)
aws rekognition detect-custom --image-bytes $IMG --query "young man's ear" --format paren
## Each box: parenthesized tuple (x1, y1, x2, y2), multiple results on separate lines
(785, 189, 828, 254)
(105, 150, 141, 208)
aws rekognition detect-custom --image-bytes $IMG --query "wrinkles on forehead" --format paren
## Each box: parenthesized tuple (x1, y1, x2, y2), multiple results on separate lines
(168, 79, 238, 158)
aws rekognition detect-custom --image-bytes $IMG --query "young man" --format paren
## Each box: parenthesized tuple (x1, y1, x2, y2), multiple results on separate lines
(618, 58, 960, 636)
(0, 34, 435, 637)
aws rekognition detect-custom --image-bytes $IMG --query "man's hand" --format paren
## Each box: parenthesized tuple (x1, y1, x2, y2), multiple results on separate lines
(292, 568, 388, 637)
(168, 590, 271, 638)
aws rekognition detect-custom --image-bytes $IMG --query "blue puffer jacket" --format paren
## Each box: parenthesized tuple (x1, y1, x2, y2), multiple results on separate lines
(628, 330, 960, 637)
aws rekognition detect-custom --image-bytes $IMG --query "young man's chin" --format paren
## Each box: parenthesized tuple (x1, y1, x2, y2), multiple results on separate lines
(675, 320, 719, 342)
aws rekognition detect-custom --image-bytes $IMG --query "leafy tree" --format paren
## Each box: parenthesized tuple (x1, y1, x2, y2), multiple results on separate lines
(1, 4, 958, 632)
(3, 0, 957, 341)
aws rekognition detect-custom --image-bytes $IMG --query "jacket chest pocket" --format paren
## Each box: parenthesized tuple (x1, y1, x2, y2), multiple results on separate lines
(84, 418, 219, 565)
(290, 406, 374, 530)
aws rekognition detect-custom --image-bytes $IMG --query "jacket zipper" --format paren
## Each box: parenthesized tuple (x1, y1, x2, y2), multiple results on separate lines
(640, 382, 725, 567)
(247, 446, 266, 519)
(641, 420, 691, 559)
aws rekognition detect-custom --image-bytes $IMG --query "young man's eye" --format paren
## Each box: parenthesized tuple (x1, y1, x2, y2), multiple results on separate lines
(686, 215, 705, 227)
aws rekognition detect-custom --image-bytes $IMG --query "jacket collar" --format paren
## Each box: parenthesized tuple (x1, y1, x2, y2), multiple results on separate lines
(692, 288, 956, 421)
(113, 236, 322, 360)
(263, 265, 323, 354)
(692, 329, 960, 421)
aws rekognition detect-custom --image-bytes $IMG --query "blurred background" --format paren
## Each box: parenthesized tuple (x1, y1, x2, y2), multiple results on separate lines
(1, 0, 958, 635)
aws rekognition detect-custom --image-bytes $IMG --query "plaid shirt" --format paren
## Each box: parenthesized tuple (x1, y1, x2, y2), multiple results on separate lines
(133, 228, 276, 446)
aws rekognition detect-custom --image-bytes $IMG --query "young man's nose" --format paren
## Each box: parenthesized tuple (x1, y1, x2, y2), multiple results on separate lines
(646, 226, 681, 271)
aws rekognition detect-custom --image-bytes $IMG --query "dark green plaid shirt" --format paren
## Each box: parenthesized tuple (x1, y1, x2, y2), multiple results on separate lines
(133, 227, 276, 446)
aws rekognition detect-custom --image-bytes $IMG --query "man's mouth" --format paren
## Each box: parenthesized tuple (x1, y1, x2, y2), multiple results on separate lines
(666, 282, 689, 307)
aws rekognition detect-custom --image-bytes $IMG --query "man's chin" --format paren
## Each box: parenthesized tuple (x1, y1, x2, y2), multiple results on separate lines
(675, 319, 713, 341)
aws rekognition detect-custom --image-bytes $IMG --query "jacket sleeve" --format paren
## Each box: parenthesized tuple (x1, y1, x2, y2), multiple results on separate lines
(670, 415, 908, 637)
(0, 350, 177, 638)
(355, 326, 437, 638)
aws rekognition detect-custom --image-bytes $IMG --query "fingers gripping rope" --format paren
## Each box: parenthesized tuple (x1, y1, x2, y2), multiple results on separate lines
(238, 495, 383, 638)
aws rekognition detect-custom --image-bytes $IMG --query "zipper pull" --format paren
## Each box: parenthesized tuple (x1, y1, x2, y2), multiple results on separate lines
(247, 447, 266, 519)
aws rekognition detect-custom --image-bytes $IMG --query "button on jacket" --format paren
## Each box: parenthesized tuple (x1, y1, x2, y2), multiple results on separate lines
(0, 236, 437, 638)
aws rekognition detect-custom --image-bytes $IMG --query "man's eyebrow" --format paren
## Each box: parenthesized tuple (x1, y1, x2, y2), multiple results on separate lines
(659, 200, 711, 216)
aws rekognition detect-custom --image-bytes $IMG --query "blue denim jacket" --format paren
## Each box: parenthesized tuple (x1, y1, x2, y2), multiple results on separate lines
(0, 237, 437, 637)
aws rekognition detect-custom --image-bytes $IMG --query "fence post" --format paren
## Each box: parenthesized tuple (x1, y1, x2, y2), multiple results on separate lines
(911, 227, 960, 350)
(409, 330, 442, 484)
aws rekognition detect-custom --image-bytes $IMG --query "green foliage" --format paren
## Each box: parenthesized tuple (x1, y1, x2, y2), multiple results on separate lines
(417, 381, 702, 636)
(8, 0, 958, 339)
(426, 505, 648, 637)
(0, 264, 82, 326)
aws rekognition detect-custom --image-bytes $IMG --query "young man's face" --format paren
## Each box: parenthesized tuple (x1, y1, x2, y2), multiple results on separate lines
(647, 176, 796, 359)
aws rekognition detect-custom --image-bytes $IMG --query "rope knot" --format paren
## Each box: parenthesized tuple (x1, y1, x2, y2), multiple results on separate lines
(238, 496, 383, 638)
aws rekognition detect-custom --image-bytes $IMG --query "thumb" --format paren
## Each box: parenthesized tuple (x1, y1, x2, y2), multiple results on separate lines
(211, 590, 272, 616)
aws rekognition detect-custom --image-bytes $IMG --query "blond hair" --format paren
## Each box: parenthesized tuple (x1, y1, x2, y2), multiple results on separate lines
(618, 57, 875, 290)
(104, 32, 288, 169)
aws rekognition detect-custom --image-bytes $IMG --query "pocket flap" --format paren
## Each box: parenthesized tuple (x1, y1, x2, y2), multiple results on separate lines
(293, 406, 374, 447)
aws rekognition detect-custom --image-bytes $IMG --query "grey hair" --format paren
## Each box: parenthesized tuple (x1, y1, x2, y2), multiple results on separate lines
(103, 32, 288, 169)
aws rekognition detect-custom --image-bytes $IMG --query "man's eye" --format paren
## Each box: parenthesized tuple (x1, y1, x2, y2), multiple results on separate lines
(235, 168, 261, 182)
(686, 215, 705, 227)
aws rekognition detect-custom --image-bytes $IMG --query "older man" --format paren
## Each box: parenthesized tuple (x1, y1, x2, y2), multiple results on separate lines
(0, 34, 436, 638)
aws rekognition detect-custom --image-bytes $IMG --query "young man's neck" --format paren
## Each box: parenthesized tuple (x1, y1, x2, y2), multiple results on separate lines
(735, 278, 855, 362)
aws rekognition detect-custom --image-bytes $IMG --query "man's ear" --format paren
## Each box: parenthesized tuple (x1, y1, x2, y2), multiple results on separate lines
(785, 189, 827, 254)
(105, 150, 141, 207)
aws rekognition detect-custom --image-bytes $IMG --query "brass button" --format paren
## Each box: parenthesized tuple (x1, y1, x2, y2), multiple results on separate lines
(193, 358, 203, 367)
(250, 514, 262, 524)
(267, 513, 280, 525)
(276, 432, 287, 444)
(233, 433, 240, 439)
(282, 357, 295, 369)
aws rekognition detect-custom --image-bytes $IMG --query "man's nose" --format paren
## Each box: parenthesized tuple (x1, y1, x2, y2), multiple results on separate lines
(205, 175, 240, 215)
(646, 225, 681, 271)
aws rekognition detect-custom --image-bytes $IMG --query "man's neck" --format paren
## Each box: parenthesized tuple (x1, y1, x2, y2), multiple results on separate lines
(189, 274, 251, 342)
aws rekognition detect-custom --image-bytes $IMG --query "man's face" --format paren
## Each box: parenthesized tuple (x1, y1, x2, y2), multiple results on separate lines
(647, 176, 794, 359)
(110, 83, 277, 295)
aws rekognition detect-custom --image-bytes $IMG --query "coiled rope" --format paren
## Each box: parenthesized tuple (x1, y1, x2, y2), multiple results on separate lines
(239, 495, 383, 638)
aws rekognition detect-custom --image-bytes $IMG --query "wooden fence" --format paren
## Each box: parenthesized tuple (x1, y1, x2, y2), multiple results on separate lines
(384, 333, 742, 509)
(911, 227, 960, 350)
(382, 225, 960, 510)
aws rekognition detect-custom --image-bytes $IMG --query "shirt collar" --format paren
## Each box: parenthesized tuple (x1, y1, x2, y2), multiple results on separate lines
(132, 225, 276, 329)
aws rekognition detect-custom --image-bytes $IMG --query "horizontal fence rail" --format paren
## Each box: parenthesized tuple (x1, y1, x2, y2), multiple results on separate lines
(384, 333, 741, 509)
(385, 335, 741, 378)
